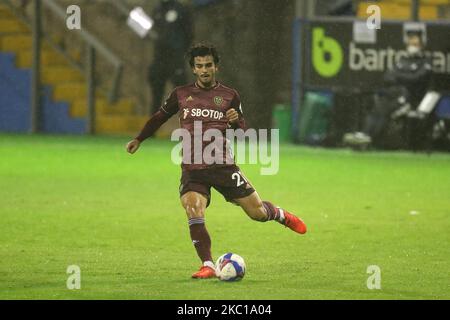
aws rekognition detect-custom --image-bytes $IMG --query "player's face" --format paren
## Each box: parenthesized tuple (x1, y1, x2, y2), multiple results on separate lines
(192, 55, 218, 88)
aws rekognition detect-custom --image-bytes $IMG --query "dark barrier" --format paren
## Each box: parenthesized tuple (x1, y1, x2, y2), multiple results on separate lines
(291, 18, 450, 146)
(303, 18, 450, 92)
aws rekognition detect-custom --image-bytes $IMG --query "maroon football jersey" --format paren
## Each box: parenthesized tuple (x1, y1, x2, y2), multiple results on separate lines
(160, 82, 245, 171)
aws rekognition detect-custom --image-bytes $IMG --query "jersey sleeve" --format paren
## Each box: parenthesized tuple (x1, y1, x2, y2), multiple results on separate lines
(229, 90, 246, 130)
(159, 89, 179, 117)
(134, 90, 179, 142)
(230, 90, 244, 115)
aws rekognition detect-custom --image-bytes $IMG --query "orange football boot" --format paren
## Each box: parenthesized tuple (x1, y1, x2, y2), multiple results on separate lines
(192, 266, 217, 279)
(283, 212, 307, 234)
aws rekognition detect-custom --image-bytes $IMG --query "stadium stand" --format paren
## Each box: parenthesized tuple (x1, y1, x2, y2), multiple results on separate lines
(0, 3, 147, 134)
(357, 0, 450, 20)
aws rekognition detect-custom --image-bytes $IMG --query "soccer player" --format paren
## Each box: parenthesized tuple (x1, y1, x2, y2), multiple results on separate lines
(126, 44, 307, 279)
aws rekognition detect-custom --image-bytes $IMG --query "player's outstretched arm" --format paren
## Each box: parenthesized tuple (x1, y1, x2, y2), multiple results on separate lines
(125, 110, 171, 154)
(126, 139, 141, 154)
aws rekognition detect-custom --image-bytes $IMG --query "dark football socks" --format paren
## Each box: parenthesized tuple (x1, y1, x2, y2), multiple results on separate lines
(262, 201, 286, 223)
(189, 218, 213, 264)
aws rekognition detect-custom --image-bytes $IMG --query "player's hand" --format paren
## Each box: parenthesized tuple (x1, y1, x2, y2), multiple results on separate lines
(226, 108, 239, 124)
(126, 139, 141, 154)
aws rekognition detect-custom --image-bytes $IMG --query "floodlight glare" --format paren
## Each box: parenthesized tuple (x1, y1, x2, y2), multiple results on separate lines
(127, 7, 154, 38)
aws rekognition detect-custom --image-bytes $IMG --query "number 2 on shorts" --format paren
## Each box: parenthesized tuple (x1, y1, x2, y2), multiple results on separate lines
(232, 171, 247, 187)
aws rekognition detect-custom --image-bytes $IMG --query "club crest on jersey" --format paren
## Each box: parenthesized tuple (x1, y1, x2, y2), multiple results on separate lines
(214, 96, 223, 106)
(186, 96, 194, 102)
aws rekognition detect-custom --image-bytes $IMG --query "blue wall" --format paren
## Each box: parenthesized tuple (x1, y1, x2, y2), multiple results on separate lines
(0, 53, 31, 132)
(0, 53, 86, 134)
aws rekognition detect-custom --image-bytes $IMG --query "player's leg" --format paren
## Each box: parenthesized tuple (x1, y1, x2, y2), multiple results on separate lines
(180, 191, 216, 278)
(231, 190, 269, 222)
(212, 165, 307, 234)
(233, 191, 307, 235)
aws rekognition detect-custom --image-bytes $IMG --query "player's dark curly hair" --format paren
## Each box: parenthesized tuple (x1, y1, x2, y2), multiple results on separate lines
(187, 43, 220, 67)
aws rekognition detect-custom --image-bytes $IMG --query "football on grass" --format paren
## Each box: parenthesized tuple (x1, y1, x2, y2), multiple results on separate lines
(215, 253, 246, 281)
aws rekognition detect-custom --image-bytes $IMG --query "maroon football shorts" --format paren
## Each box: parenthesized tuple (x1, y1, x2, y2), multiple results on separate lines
(179, 165, 256, 207)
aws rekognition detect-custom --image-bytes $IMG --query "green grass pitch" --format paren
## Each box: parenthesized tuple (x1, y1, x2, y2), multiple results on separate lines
(0, 134, 449, 300)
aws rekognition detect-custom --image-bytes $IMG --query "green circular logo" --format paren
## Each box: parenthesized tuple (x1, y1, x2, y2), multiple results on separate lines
(312, 27, 344, 78)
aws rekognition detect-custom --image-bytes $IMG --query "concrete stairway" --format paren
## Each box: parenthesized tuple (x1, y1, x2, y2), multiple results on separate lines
(0, 4, 148, 135)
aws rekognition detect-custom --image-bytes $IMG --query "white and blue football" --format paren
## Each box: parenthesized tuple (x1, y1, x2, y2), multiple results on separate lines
(215, 253, 246, 281)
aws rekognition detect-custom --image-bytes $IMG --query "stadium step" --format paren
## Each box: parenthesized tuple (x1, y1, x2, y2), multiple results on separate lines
(0, 34, 32, 51)
(95, 114, 148, 135)
(42, 66, 84, 84)
(16, 49, 81, 68)
(70, 98, 136, 118)
(394, 0, 449, 4)
(0, 4, 14, 19)
(0, 34, 54, 53)
(53, 82, 90, 102)
(16, 49, 69, 68)
(0, 19, 29, 34)
(358, 1, 439, 20)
